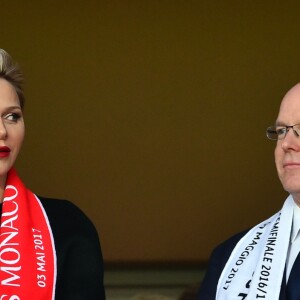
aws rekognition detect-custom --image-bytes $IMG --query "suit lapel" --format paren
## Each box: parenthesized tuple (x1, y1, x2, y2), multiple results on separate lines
(286, 251, 300, 299)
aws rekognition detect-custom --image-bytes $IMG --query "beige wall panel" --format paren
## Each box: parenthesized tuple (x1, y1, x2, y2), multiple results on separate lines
(1, 1, 298, 263)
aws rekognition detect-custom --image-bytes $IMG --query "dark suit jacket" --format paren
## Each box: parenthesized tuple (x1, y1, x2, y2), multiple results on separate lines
(32, 197, 105, 299)
(198, 230, 287, 300)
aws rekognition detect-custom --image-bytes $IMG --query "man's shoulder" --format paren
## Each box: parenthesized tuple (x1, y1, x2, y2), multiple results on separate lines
(212, 229, 250, 260)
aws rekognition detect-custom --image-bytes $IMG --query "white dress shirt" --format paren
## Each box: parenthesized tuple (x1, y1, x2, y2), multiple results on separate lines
(286, 201, 300, 281)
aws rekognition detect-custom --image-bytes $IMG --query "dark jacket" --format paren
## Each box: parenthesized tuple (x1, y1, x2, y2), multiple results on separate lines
(39, 197, 105, 300)
(198, 230, 287, 300)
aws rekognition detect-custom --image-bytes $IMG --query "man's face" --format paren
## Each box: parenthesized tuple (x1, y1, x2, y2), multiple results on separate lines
(275, 84, 300, 203)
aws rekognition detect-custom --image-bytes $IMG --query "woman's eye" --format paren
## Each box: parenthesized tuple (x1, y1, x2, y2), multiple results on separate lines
(4, 113, 21, 122)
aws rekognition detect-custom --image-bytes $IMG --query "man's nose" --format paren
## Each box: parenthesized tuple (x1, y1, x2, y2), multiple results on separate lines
(281, 129, 300, 151)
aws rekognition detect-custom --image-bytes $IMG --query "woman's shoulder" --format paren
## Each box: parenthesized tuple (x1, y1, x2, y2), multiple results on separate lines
(37, 196, 98, 238)
(38, 196, 85, 213)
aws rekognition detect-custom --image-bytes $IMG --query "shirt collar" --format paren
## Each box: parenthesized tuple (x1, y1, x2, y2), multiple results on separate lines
(291, 201, 300, 243)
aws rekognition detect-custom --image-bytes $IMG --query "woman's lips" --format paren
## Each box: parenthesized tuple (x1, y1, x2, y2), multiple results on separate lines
(0, 146, 11, 158)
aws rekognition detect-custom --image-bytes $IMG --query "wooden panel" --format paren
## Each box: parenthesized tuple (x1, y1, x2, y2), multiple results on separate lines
(1, 1, 296, 262)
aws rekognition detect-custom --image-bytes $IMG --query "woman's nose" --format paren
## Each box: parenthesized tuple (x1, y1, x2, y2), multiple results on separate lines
(0, 120, 8, 140)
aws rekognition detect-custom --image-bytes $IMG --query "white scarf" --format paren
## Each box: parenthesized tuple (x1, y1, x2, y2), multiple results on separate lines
(216, 195, 294, 300)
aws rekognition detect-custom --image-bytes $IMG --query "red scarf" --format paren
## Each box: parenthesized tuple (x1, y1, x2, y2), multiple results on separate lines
(0, 169, 56, 299)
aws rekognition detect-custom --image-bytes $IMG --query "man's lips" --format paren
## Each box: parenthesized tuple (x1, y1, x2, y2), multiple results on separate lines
(0, 146, 10, 158)
(283, 162, 300, 168)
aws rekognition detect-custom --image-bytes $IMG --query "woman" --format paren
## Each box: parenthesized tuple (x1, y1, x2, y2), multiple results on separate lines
(0, 49, 105, 299)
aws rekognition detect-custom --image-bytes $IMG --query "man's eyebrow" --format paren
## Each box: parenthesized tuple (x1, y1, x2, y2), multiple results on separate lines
(275, 121, 286, 126)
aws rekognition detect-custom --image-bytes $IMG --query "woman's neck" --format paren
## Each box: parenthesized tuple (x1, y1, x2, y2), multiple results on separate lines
(0, 174, 7, 202)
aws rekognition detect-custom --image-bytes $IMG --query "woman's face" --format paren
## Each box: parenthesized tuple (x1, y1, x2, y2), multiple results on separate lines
(0, 78, 25, 184)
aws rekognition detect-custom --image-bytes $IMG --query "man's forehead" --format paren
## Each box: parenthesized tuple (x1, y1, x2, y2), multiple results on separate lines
(282, 83, 300, 103)
(277, 84, 300, 123)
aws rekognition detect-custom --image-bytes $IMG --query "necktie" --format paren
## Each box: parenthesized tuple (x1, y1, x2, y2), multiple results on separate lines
(287, 251, 300, 299)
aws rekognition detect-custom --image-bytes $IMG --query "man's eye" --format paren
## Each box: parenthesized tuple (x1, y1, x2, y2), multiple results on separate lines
(276, 128, 286, 135)
(4, 113, 21, 122)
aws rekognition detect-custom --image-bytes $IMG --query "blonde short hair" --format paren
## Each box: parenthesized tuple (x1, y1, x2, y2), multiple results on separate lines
(0, 49, 25, 109)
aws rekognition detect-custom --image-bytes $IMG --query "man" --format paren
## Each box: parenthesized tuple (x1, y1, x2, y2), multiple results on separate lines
(198, 83, 300, 299)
